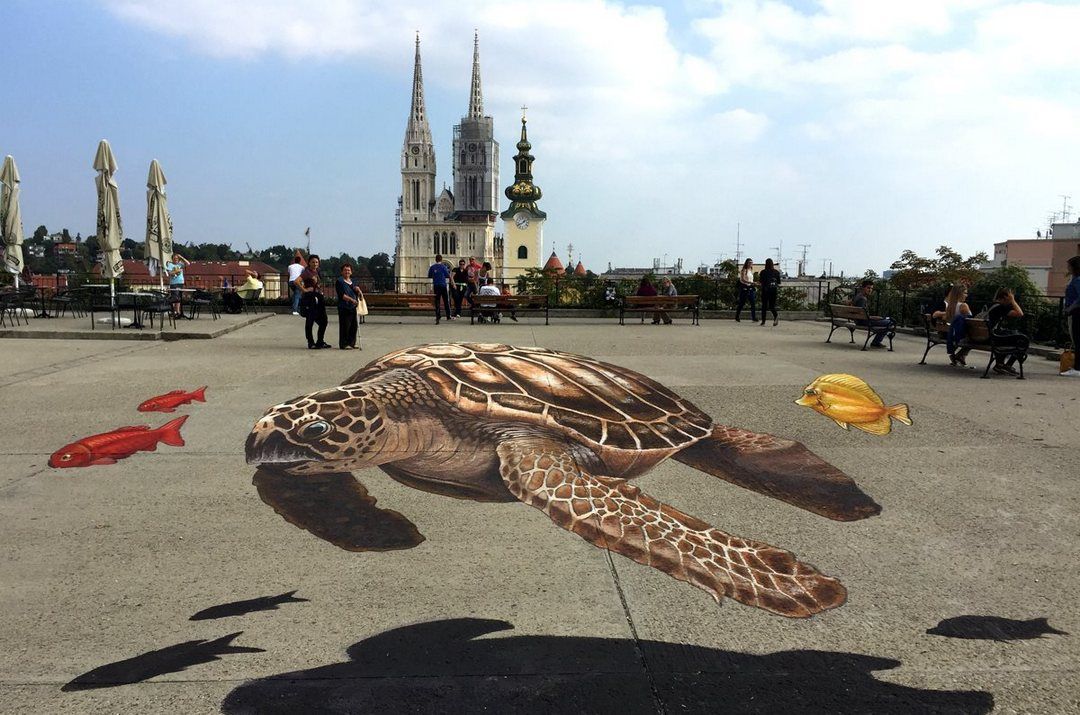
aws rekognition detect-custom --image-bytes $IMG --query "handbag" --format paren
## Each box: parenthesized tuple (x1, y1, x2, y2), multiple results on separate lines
(356, 291, 369, 317)
(1061, 349, 1075, 373)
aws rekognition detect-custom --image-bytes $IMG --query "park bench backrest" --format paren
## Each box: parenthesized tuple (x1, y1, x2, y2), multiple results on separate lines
(829, 304, 868, 323)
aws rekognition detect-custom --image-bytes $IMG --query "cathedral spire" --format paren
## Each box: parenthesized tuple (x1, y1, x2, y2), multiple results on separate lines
(405, 32, 432, 146)
(467, 30, 484, 119)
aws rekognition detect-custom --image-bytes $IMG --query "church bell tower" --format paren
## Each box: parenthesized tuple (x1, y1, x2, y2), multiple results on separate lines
(500, 112, 546, 282)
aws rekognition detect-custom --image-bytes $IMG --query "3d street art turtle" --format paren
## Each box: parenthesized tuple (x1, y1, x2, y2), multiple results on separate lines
(246, 344, 881, 618)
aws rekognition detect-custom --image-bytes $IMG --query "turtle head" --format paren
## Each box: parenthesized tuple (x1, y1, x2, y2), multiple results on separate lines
(245, 385, 395, 474)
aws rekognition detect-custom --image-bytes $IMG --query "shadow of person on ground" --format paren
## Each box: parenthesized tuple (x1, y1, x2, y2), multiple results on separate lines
(927, 615, 1068, 642)
(222, 618, 993, 714)
(62, 632, 264, 691)
(190, 590, 309, 621)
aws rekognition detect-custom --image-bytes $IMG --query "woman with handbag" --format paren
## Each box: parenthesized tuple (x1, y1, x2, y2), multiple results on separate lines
(335, 264, 361, 350)
(296, 255, 330, 349)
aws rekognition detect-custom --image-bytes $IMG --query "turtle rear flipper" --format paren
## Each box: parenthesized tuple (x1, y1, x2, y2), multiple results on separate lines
(497, 438, 846, 618)
(674, 426, 880, 522)
(253, 466, 424, 552)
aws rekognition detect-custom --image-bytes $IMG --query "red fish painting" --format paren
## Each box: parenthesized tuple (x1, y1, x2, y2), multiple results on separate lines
(49, 416, 189, 468)
(138, 387, 207, 413)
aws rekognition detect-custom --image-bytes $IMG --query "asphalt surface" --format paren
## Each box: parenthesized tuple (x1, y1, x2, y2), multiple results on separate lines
(1, 315, 1076, 714)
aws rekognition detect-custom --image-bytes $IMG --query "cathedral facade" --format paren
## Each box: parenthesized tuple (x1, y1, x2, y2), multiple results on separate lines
(394, 34, 544, 290)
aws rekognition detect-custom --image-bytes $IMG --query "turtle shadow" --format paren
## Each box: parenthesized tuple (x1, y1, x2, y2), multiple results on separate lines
(221, 618, 993, 714)
(62, 632, 263, 691)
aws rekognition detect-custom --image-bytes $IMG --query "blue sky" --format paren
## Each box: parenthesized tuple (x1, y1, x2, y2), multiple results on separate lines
(3, 0, 1079, 277)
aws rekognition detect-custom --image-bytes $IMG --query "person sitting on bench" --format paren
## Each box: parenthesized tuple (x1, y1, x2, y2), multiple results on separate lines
(850, 280, 894, 348)
(986, 287, 1027, 376)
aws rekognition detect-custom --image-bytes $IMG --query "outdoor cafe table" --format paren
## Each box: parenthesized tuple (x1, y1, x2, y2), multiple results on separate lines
(172, 287, 197, 319)
(33, 285, 53, 319)
(81, 284, 115, 329)
(116, 291, 152, 329)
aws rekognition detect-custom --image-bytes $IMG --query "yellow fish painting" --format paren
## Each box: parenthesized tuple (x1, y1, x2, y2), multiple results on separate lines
(795, 374, 911, 435)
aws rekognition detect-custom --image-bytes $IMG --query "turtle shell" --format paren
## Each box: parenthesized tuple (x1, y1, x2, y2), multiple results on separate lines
(348, 343, 713, 452)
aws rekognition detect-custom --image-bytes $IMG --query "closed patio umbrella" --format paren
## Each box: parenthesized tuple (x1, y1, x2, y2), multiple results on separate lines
(94, 140, 124, 307)
(144, 159, 173, 292)
(1, 155, 25, 287)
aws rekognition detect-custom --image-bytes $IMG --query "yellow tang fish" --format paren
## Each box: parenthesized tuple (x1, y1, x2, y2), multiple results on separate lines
(795, 374, 911, 435)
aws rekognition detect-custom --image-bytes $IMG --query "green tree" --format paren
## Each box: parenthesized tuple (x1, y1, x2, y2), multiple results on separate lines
(367, 252, 394, 291)
(888, 246, 988, 289)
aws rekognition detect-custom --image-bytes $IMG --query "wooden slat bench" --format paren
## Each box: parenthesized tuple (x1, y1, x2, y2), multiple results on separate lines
(364, 293, 437, 312)
(826, 304, 895, 350)
(619, 295, 701, 325)
(919, 315, 1028, 379)
(470, 294, 550, 325)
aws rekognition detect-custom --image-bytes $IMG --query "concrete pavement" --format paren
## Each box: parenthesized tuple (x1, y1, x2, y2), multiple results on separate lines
(1, 315, 1076, 713)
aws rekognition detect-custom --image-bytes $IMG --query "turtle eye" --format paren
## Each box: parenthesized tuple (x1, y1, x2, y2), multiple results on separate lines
(297, 420, 333, 441)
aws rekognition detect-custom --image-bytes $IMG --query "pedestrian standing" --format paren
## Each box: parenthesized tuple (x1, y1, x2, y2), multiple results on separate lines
(297, 254, 330, 349)
(451, 259, 469, 317)
(428, 253, 452, 324)
(758, 258, 781, 326)
(287, 255, 305, 315)
(335, 264, 360, 350)
(165, 251, 191, 319)
(734, 258, 757, 323)
(465, 256, 481, 310)
(1063, 256, 1080, 377)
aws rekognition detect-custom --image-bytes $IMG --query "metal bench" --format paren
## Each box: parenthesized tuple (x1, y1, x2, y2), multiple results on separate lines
(826, 304, 894, 350)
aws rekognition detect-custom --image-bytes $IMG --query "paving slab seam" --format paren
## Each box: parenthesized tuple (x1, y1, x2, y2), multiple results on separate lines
(0, 342, 160, 388)
(605, 551, 666, 715)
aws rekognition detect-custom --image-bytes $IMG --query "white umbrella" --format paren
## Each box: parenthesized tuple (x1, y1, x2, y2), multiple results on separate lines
(94, 140, 124, 307)
(144, 159, 173, 292)
(1, 155, 25, 288)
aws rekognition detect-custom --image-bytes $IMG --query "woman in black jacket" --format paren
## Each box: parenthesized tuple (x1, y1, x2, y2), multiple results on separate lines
(758, 258, 781, 326)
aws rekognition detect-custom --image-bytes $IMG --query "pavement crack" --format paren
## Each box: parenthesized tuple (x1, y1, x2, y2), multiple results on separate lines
(605, 550, 666, 715)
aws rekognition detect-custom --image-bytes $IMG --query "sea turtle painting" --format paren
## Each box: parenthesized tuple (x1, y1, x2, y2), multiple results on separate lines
(246, 344, 881, 618)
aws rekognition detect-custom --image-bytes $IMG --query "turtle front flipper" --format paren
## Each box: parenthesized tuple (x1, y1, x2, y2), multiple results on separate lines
(673, 426, 881, 522)
(497, 438, 846, 618)
(253, 466, 425, 552)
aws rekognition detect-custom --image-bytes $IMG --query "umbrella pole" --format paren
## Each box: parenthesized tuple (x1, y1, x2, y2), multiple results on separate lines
(110, 278, 116, 328)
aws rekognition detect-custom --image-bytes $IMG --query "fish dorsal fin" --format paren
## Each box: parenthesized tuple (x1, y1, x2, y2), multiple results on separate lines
(817, 374, 883, 405)
(118, 425, 152, 432)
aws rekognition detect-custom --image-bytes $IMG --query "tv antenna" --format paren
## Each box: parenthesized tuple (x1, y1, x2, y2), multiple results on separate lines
(796, 243, 811, 276)
(769, 240, 783, 265)
(1060, 194, 1073, 222)
(734, 223, 742, 264)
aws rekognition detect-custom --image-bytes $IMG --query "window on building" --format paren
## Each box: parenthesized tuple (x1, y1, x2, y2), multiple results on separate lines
(517, 245, 528, 260)
(450, 232, 457, 255)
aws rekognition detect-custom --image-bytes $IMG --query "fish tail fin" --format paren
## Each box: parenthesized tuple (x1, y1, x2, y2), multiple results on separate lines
(194, 386, 207, 402)
(888, 403, 912, 426)
(1033, 617, 1069, 635)
(159, 415, 189, 447)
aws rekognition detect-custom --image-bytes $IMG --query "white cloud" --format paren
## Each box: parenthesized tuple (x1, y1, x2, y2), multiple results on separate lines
(101, 0, 1080, 271)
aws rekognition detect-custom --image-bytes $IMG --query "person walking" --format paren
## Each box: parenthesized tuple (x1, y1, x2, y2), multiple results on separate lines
(428, 254, 452, 324)
(1062, 256, 1080, 377)
(758, 258, 781, 326)
(451, 259, 469, 318)
(287, 255, 305, 315)
(734, 258, 757, 323)
(296, 254, 330, 349)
